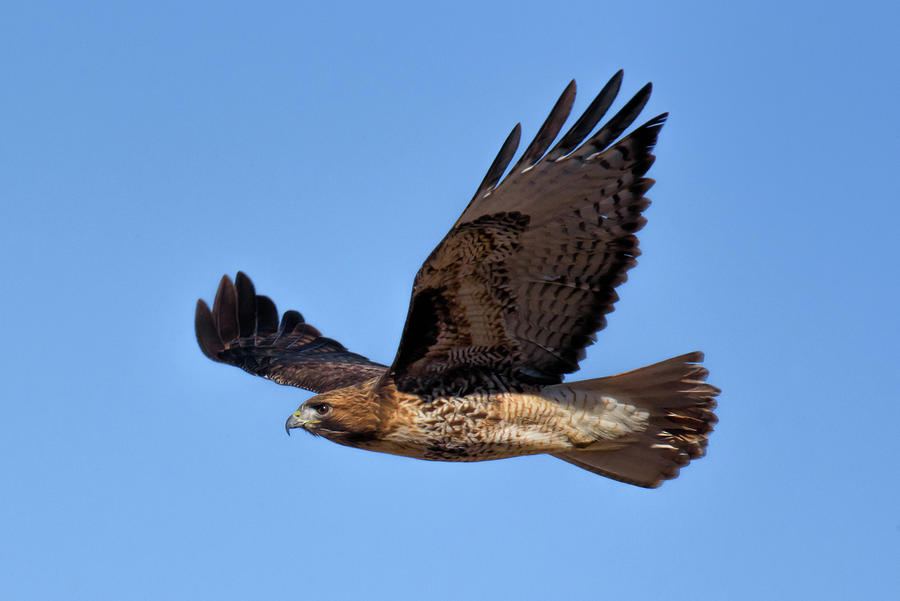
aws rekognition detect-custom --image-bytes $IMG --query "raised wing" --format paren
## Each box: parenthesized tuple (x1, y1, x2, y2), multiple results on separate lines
(389, 72, 666, 397)
(196, 272, 386, 393)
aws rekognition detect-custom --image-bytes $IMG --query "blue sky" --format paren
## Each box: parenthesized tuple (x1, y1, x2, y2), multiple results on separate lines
(2, 1, 898, 599)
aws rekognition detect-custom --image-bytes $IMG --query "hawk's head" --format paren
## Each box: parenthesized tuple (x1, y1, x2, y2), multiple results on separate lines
(284, 388, 380, 445)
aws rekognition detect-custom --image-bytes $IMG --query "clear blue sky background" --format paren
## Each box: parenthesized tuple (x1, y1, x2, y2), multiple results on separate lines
(2, 1, 898, 599)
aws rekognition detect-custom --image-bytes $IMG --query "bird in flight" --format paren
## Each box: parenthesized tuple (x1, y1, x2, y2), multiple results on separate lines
(195, 71, 720, 488)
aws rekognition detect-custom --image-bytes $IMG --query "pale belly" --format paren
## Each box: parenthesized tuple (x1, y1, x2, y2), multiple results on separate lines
(360, 391, 594, 462)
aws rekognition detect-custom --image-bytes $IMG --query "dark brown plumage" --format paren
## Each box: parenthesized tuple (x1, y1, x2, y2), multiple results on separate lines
(195, 272, 386, 393)
(195, 72, 720, 487)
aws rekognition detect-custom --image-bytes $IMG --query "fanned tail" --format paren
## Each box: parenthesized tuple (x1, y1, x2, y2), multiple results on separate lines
(549, 352, 720, 488)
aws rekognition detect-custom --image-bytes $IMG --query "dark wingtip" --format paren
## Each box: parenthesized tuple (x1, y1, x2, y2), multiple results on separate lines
(684, 350, 705, 364)
(606, 70, 624, 98)
(547, 70, 625, 160)
(212, 274, 238, 343)
(646, 112, 668, 127)
(256, 294, 279, 335)
(211, 274, 232, 328)
(632, 82, 654, 114)
(576, 81, 653, 157)
(195, 298, 224, 360)
(234, 271, 257, 339)
(216, 274, 233, 291)
(473, 122, 521, 198)
(276, 309, 304, 340)
(512, 80, 577, 173)
(235, 272, 255, 299)
(626, 81, 653, 112)
(626, 112, 669, 157)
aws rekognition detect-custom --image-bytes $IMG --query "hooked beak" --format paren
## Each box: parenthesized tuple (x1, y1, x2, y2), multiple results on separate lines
(285, 411, 319, 436)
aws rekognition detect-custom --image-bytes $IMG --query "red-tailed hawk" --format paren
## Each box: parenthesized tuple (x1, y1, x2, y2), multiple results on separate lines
(195, 71, 719, 488)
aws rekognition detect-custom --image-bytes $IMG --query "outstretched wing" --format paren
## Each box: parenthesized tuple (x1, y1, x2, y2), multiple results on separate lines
(196, 272, 387, 393)
(389, 72, 666, 397)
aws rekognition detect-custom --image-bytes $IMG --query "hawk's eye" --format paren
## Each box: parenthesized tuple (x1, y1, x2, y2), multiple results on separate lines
(314, 403, 332, 416)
